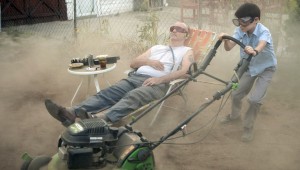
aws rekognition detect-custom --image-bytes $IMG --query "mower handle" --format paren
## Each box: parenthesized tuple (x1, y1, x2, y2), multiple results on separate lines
(128, 36, 252, 129)
(149, 36, 254, 150)
(196, 35, 246, 73)
(221, 35, 246, 49)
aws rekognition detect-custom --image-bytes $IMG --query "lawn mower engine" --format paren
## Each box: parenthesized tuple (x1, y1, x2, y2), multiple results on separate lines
(54, 118, 155, 170)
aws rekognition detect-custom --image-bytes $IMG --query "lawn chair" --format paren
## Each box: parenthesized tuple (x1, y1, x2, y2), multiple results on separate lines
(149, 28, 216, 125)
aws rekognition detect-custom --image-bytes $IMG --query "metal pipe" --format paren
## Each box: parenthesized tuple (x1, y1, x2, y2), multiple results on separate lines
(73, 0, 77, 37)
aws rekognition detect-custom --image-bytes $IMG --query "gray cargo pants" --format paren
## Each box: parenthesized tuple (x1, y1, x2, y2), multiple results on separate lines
(230, 66, 276, 129)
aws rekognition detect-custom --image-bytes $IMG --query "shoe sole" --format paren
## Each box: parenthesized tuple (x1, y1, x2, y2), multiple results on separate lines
(45, 99, 63, 122)
(76, 108, 90, 119)
(45, 99, 74, 127)
(241, 132, 254, 142)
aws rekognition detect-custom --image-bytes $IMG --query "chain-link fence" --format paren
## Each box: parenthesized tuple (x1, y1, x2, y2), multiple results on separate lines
(1, 0, 288, 54)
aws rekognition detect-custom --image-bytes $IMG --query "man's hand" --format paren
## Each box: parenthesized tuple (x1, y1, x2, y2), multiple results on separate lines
(148, 60, 164, 71)
(143, 77, 164, 86)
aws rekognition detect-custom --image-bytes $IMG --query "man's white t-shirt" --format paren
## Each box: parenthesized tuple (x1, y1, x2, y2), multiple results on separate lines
(136, 45, 191, 77)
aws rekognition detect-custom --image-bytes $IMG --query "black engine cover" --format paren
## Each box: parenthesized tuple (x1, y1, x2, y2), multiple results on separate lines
(61, 119, 119, 147)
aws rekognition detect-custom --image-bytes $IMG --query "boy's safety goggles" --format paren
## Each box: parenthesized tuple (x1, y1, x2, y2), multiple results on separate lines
(170, 26, 188, 33)
(232, 17, 254, 26)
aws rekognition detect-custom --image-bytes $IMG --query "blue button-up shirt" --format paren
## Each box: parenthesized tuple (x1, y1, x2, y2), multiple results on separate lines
(233, 23, 277, 76)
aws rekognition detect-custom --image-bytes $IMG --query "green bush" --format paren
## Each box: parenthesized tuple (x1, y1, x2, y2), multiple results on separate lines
(285, 0, 300, 53)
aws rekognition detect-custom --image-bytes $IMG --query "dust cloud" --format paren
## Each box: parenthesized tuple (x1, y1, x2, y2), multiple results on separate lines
(0, 18, 300, 170)
(0, 32, 129, 170)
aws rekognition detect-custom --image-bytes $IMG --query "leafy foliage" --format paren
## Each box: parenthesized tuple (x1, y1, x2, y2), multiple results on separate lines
(285, 0, 300, 54)
(136, 13, 159, 50)
(122, 12, 168, 56)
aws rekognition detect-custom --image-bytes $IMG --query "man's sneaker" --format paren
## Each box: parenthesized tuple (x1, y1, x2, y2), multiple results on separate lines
(45, 99, 76, 127)
(220, 114, 241, 124)
(76, 108, 92, 119)
(241, 127, 254, 142)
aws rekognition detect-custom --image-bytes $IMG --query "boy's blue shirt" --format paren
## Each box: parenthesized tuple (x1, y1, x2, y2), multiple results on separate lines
(233, 23, 277, 76)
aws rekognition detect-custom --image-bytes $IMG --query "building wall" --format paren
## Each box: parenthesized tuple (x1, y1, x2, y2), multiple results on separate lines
(0, 0, 67, 27)
(66, 0, 134, 20)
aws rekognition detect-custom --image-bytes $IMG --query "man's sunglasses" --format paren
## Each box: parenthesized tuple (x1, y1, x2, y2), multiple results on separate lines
(232, 17, 254, 26)
(170, 26, 188, 33)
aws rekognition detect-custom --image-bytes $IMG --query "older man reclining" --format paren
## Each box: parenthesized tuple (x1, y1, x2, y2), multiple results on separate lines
(45, 21, 194, 127)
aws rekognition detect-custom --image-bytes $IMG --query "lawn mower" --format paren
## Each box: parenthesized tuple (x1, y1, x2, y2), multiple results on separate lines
(21, 36, 252, 170)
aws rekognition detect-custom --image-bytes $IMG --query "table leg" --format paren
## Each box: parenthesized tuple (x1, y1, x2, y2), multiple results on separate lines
(87, 76, 91, 97)
(93, 74, 101, 92)
(102, 74, 111, 86)
(71, 78, 83, 106)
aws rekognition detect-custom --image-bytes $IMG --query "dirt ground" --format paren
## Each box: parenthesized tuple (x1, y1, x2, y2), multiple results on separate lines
(0, 29, 299, 170)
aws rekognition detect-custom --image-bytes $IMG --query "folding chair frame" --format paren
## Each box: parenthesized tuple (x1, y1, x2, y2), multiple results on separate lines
(149, 29, 217, 125)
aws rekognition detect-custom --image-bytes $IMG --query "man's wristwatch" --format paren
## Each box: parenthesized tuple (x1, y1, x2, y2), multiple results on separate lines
(254, 49, 259, 56)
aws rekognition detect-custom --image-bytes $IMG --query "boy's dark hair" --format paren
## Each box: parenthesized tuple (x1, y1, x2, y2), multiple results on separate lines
(235, 3, 260, 19)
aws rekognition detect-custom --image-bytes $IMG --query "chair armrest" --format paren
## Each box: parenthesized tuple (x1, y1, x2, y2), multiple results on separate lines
(169, 78, 186, 85)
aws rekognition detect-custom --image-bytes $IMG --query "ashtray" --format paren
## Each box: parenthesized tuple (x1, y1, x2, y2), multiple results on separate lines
(69, 63, 84, 68)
